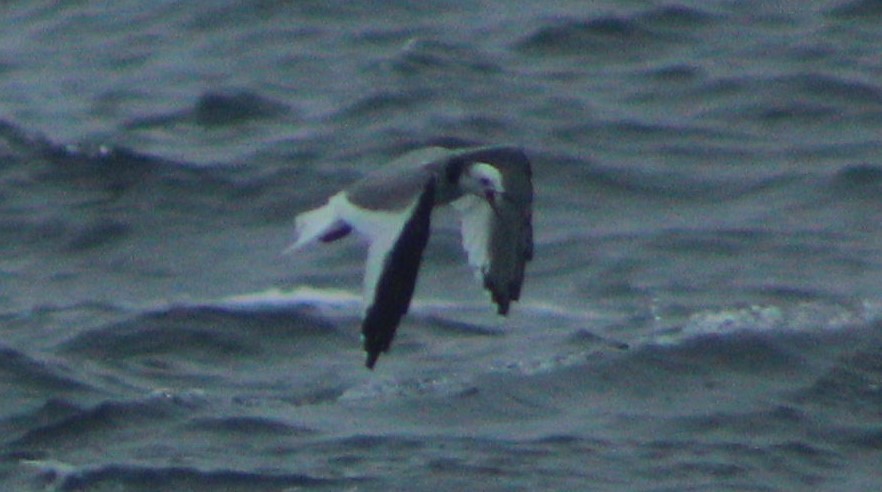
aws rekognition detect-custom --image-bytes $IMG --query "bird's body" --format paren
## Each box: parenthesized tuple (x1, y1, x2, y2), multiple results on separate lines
(288, 145, 533, 368)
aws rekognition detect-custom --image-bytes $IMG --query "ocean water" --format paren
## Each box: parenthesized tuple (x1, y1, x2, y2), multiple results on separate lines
(2, 0, 882, 490)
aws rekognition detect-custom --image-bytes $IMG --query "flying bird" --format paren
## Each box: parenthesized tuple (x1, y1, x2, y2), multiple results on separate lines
(288, 145, 533, 368)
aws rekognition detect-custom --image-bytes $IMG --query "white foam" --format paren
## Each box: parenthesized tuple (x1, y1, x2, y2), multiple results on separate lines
(339, 374, 474, 401)
(216, 287, 599, 324)
(652, 300, 869, 346)
(218, 286, 362, 310)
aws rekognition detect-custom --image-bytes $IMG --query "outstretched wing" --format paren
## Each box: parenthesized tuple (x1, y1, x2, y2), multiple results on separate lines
(453, 148, 533, 315)
(454, 194, 532, 315)
(358, 178, 436, 369)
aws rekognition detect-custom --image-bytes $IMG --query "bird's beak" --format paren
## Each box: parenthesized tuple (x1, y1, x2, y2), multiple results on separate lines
(484, 190, 502, 217)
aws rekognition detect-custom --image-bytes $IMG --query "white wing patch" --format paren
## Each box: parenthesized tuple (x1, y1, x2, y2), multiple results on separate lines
(287, 188, 427, 316)
(335, 192, 424, 313)
(452, 194, 494, 283)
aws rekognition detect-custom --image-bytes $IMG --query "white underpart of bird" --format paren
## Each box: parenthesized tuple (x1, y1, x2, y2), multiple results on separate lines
(287, 145, 533, 369)
(452, 194, 495, 281)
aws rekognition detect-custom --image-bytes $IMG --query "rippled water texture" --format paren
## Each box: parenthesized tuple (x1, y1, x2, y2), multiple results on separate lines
(2, 0, 882, 490)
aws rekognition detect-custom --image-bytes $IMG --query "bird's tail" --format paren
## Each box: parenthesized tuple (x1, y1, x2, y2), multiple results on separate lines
(285, 194, 351, 254)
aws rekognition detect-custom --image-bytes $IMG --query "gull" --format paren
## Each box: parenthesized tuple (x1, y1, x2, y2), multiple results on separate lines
(287, 145, 533, 368)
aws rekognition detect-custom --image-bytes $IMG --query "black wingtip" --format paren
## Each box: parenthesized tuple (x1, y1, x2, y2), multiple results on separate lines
(359, 178, 436, 370)
(365, 351, 380, 370)
(484, 278, 511, 316)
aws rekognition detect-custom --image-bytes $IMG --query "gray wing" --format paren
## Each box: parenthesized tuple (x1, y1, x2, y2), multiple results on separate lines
(453, 147, 533, 315)
(344, 147, 449, 212)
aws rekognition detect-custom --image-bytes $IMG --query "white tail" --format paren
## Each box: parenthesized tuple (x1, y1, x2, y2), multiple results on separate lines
(285, 195, 343, 254)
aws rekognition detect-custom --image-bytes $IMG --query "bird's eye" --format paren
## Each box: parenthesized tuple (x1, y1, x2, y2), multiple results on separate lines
(479, 177, 492, 187)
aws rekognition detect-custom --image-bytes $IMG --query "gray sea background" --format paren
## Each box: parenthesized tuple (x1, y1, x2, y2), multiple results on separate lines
(2, 0, 882, 490)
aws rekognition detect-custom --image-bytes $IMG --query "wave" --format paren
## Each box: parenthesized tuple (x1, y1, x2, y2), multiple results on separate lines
(384, 38, 502, 76)
(514, 6, 716, 59)
(12, 279, 873, 410)
(333, 89, 430, 122)
(831, 163, 882, 197)
(688, 72, 882, 124)
(546, 155, 803, 202)
(184, 415, 315, 437)
(9, 396, 193, 450)
(59, 301, 346, 362)
(0, 119, 313, 258)
(515, 16, 655, 57)
(791, 327, 882, 417)
(26, 462, 348, 492)
(0, 346, 90, 393)
(828, 0, 882, 20)
(0, 119, 228, 196)
(124, 90, 292, 129)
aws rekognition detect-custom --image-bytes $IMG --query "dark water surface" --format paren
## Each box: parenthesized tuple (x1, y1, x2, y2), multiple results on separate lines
(2, 0, 882, 490)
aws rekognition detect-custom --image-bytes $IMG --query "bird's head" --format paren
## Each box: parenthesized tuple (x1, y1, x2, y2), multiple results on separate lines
(460, 162, 505, 207)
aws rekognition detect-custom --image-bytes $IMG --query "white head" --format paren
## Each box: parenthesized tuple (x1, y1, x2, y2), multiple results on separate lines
(460, 162, 505, 204)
